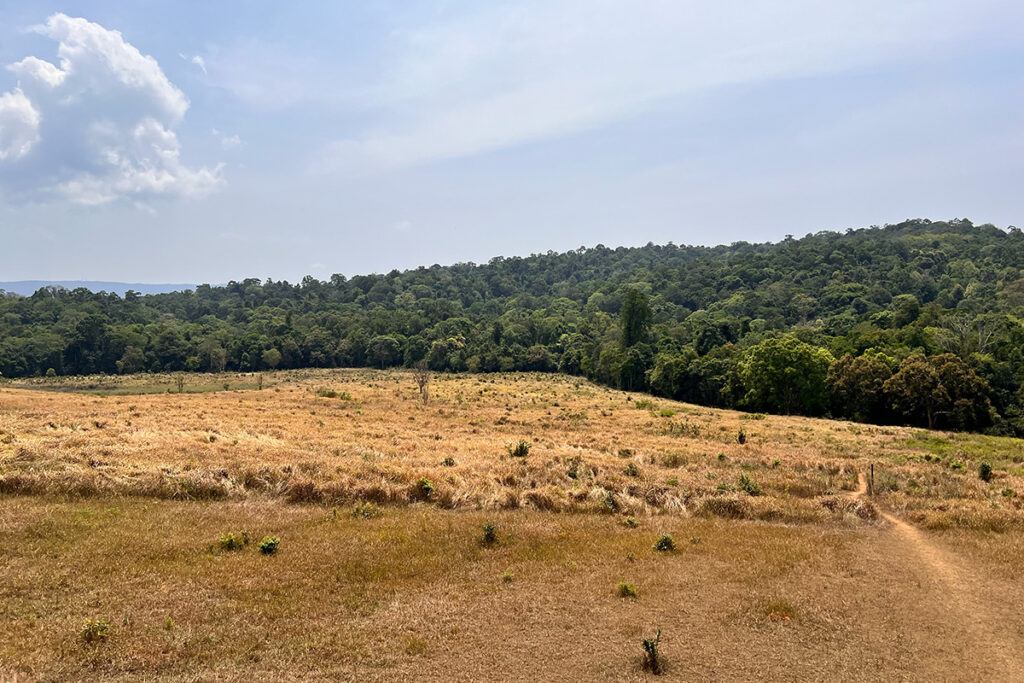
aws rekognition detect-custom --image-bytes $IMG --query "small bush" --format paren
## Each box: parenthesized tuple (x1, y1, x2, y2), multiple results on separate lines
(738, 474, 762, 496)
(352, 500, 382, 518)
(507, 440, 531, 458)
(217, 531, 250, 551)
(737, 429, 746, 444)
(442, 457, 455, 467)
(617, 582, 638, 598)
(502, 568, 514, 583)
(1002, 487, 1015, 498)
(665, 476, 678, 486)
(979, 462, 993, 482)
(641, 629, 663, 674)
(258, 536, 280, 555)
(623, 516, 638, 528)
(624, 461, 640, 477)
(602, 490, 618, 512)
(653, 533, 675, 552)
(415, 477, 434, 499)
(481, 522, 498, 546)
(80, 618, 111, 645)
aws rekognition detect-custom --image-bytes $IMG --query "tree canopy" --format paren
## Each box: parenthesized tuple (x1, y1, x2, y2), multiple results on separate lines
(1, 218, 1023, 434)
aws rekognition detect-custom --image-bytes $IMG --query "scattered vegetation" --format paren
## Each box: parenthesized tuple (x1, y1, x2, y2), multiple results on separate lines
(641, 629, 663, 675)
(217, 531, 249, 551)
(80, 619, 112, 645)
(352, 500, 382, 519)
(738, 474, 762, 496)
(481, 522, 498, 546)
(653, 533, 676, 552)
(616, 582, 638, 598)
(507, 440, 531, 458)
(258, 536, 280, 555)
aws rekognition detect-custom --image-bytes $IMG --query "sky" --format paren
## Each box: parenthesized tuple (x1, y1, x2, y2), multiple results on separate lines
(0, 1, 1021, 284)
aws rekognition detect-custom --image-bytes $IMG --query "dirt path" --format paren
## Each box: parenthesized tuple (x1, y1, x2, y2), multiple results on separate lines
(854, 472, 1024, 679)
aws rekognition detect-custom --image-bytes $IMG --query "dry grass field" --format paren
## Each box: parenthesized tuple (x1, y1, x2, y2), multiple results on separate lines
(2, 369, 1024, 680)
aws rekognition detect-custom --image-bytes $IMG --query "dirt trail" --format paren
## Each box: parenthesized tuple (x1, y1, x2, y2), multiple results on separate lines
(854, 472, 1024, 678)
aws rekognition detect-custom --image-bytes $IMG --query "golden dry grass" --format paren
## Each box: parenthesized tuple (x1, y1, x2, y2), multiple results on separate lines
(2, 369, 1024, 680)
(3, 369, 1019, 527)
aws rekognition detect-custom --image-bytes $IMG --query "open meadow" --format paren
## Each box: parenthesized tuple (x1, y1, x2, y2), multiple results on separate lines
(2, 369, 1024, 680)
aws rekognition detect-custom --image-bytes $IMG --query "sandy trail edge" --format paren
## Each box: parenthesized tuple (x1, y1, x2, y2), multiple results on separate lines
(854, 472, 1023, 678)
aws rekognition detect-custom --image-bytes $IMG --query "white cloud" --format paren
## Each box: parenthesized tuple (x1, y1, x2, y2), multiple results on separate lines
(0, 89, 40, 161)
(212, 129, 243, 150)
(179, 53, 207, 75)
(313, 0, 1018, 175)
(0, 13, 222, 205)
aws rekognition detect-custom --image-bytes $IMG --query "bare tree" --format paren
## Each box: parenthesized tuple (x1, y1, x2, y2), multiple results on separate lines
(976, 316, 998, 355)
(412, 362, 431, 404)
(942, 313, 1000, 356)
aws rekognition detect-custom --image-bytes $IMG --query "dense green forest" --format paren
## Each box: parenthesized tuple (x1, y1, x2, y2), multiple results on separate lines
(3, 218, 1024, 434)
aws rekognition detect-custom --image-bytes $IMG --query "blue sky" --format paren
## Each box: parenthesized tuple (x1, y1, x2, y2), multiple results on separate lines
(0, 1, 1021, 283)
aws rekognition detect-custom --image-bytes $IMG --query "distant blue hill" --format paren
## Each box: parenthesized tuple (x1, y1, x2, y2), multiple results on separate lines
(0, 281, 200, 297)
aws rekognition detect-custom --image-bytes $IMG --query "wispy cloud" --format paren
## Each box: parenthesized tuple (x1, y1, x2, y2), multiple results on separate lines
(311, 0, 1018, 176)
(179, 52, 207, 74)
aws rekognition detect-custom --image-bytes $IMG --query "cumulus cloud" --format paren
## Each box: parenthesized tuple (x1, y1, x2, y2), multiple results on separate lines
(0, 13, 222, 205)
(0, 89, 40, 160)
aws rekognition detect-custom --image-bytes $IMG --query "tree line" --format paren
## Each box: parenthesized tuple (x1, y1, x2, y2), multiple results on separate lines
(1, 218, 1023, 434)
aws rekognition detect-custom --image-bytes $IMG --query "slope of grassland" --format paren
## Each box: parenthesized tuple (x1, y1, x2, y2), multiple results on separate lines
(2, 370, 1024, 680)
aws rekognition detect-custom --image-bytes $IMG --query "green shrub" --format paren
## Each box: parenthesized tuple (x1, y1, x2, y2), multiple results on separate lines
(501, 568, 514, 583)
(45, 368, 56, 378)
(1002, 487, 1016, 498)
(217, 531, 249, 551)
(415, 477, 434, 499)
(738, 473, 762, 496)
(258, 536, 280, 555)
(602, 490, 618, 512)
(617, 582, 638, 598)
(653, 533, 675, 552)
(979, 462, 993, 482)
(737, 429, 746, 444)
(623, 516, 638, 528)
(481, 522, 498, 546)
(80, 618, 111, 644)
(641, 629, 663, 674)
(507, 440, 531, 458)
(665, 476, 678, 486)
(352, 500, 382, 518)
(624, 461, 640, 477)
(442, 457, 455, 467)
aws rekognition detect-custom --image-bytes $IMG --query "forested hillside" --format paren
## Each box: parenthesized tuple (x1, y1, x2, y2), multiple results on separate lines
(3, 218, 1023, 434)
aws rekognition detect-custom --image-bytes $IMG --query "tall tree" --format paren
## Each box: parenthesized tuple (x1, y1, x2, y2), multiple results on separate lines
(620, 288, 652, 348)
